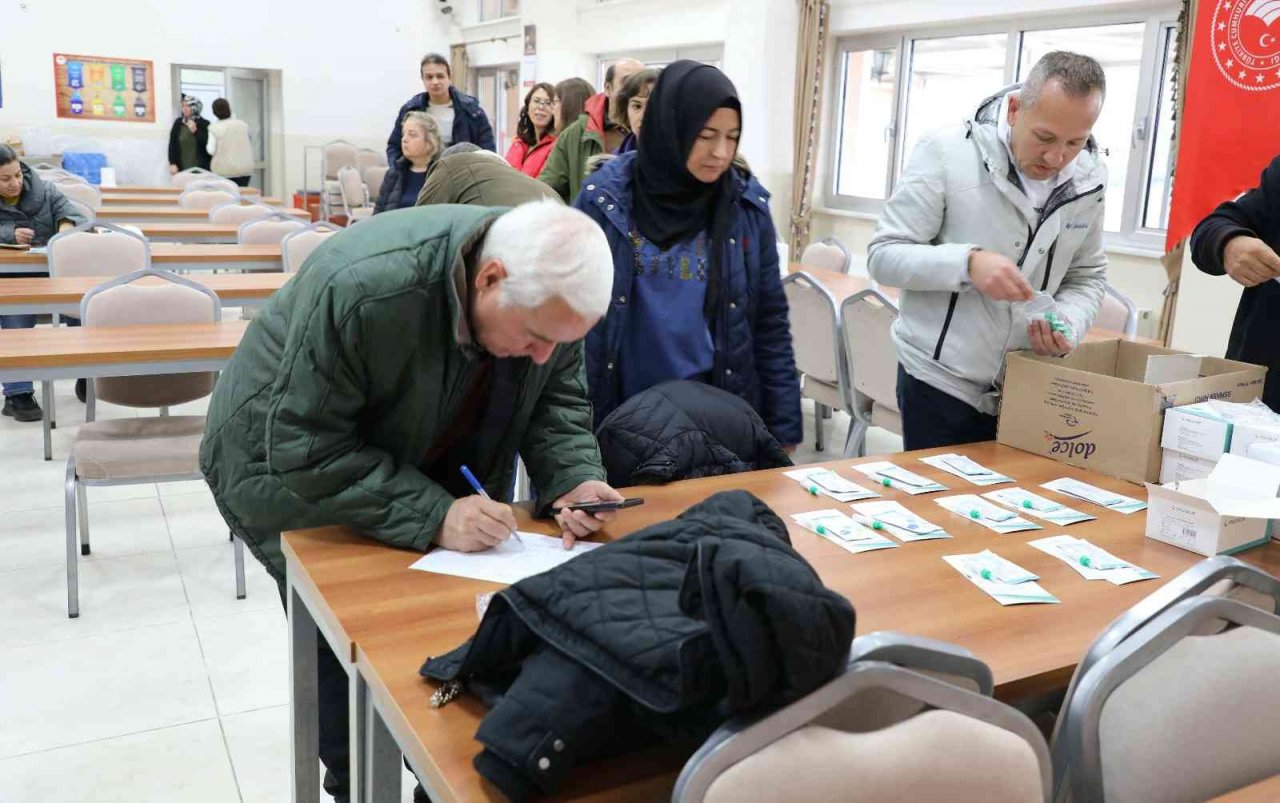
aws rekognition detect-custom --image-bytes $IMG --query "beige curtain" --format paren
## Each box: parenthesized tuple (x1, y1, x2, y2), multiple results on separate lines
(450, 43, 470, 95)
(788, 0, 831, 262)
(1158, 0, 1198, 344)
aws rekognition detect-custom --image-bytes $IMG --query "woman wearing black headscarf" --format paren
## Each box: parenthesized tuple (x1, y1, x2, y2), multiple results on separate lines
(574, 60, 801, 449)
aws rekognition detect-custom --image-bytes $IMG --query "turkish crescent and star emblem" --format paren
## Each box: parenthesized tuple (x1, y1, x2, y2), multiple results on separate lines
(1212, 0, 1280, 90)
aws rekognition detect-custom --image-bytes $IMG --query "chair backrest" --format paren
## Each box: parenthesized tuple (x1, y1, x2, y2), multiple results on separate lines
(171, 167, 218, 188)
(179, 188, 239, 210)
(841, 289, 900, 414)
(237, 214, 307, 245)
(675, 632, 1049, 803)
(81, 269, 221, 408)
(1050, 557, 1280, 799)
(1094, 284, 1138, 337)
(55, 181, 102, 211)
(185, 177, 241, 196)
(1065, 597, 1280, 803)
(800, 237, 851, 274)
(280, 222, 341, 274)
(783, 271, 846, 390)
(47, 221, 150, 278)
(362, 165, 390, 199)
(337, 166, 369, 211)
(209, 202, 278, 226)
(65, 199, 96, 221)
(51, 172, 90, 187)
(322, 140, 361, 180)
(358, 148, 387, 171)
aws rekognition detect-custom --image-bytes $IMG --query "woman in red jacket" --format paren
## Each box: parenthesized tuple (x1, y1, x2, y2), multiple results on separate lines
(505, 82, 556, 178)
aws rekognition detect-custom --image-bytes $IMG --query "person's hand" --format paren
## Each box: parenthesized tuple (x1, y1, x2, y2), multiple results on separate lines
(1223, 236, 1280, 288)
(783, 445, 798, 455)
(1027, 319, 1073, 357)
(185, 119, 198, 134)
(57, 221, 75, 233)
(435, 495, 518, 552)
(552, 480, 624, 549)
(169, 164, 179, 175)
(968, 249, 1033, 302)
(13, 228, 34, 245)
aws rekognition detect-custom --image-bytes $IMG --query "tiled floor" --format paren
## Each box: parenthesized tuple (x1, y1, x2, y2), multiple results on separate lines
(0, 376, 895, 801)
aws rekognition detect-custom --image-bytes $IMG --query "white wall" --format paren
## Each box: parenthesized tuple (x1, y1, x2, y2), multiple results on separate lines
(811, 0, 1177, 336)
(0, 0, 452, 198)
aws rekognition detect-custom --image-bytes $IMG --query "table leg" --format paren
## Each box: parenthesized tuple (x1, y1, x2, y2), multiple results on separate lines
(288, 582, 321, 803)
(41, 380, 52, 461)
(354, 668, 401, 803)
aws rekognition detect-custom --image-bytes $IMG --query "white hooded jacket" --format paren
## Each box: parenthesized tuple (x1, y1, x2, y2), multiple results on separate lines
(868, 84, 1108, 415)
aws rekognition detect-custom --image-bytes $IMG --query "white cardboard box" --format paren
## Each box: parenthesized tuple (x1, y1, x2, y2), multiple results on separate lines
(1145, 454, 1280, 557)
(1161, 403, 1280, 462)
(1159, 449, 1219, 484)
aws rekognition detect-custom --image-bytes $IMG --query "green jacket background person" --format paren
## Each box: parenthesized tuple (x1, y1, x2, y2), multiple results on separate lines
(199, 201, 626, 583)
(540, 58, 643, 203)
(417, 143, 560, 207)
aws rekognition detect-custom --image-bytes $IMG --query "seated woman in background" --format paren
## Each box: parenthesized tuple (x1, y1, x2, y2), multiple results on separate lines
(374, 111, 442, 214)
(505, 82, 556, 178)
(207, 98, 255, 187)
(0, 144, 89, 422)
(612, 68, 659, 155)
(574, 61, 801, 449)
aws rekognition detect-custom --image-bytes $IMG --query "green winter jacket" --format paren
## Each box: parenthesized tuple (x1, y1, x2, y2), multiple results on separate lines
(199, 204, 606, 581)
(539, 93, 608, 203)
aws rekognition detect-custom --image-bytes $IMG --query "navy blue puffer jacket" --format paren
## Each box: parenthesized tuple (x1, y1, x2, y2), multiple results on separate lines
(575, 152, 802, 446)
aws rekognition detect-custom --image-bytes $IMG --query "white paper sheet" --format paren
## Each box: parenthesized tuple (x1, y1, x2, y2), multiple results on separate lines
(409, 532, 601, 585)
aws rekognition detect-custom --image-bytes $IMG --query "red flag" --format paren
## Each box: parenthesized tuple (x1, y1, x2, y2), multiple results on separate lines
(1166, 0, 1280, 250)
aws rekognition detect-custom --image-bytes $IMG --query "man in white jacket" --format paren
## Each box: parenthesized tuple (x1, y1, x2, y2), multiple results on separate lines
(869, 51, 1109, 450)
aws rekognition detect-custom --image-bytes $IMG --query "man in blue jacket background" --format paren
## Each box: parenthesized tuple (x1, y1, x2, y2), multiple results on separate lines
(387, 53, 496, 163)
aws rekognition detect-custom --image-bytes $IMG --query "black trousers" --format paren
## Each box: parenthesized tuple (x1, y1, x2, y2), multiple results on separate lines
(896, 366, 998, 451)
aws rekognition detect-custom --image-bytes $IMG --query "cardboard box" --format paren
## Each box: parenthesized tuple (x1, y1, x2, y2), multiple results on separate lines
(1159, 449, 1219, 484)
(1145, 454, 1280, 556)
(1160, 402, 1280, 461)
(997, 340, 1266, 484)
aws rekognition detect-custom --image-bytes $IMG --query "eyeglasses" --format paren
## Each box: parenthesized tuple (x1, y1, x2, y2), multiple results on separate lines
(530, 99, 554, 109)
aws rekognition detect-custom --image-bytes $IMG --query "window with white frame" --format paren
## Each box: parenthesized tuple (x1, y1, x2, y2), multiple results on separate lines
(595, 45, 724, 89)
(826, 11, 1179, 250)
(478, 0, 519, 22)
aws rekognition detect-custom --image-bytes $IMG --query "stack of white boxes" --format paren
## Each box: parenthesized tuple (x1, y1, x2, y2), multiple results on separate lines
(1160, 400, 1280, 483)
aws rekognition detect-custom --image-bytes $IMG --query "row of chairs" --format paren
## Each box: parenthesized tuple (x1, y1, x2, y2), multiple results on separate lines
(320, 140, 388, 222)
(675, 556, 1280, 803)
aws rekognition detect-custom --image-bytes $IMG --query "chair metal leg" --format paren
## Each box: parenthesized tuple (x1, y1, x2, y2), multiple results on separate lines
(159, 405, 170, 417)
(65, 460, 79, 619)
(42, 381, 53, 461)
(814, 403, 827, 452)
(86, 380, 96, 423)
(233, 536, 246, 600)
(77, 481, 90, 555)
(843, 419, 870, 459)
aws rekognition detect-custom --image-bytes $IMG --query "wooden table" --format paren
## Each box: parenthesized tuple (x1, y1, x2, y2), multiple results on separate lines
(0, 243, 282, 277)
(0, 320, 248, 461)
(787, 262, 1161, 346)
(102, 185, 261, 197)
(1211, 774, 1280, 801)
(100, 192, 284, 206)
(281, 443, 1280, 802)
(133, 223, 241, 244)
(0, 273, 290, 316)
(96, 206, 309, 224)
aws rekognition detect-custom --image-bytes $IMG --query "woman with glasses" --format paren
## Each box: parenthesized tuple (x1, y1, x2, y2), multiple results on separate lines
(504, 82, 557, 178)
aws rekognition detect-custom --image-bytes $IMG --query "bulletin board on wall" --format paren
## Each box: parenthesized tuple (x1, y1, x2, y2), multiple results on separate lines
(52, 54, 156, 122)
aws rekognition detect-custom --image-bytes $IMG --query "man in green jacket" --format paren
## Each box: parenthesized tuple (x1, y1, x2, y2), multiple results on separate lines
(199, 200, 623, 803)
(540, 57, 643, 203)
(417, 142, 561, 206)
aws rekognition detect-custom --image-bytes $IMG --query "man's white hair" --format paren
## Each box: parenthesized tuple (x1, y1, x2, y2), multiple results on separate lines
(481, 201, 613, 319)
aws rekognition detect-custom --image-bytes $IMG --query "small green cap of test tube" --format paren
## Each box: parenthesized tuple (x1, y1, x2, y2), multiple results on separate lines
(807, 485, 819, 496)
(816, 525, 827, 535)
(979, 568, 993, 580)
(969, 510, 981, 519)
(871, 521, 884, 530)
(1022, 500, 1033, 509)
(882, 478, 892, 487)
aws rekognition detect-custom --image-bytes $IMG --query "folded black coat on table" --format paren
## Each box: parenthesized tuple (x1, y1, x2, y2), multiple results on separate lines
(594, 379, 793, 488)
(421, 490, 856, 801)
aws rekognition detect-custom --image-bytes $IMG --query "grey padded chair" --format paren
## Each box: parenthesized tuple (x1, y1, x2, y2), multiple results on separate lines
(840, 288, 901, 457)
(171, 166, 220, 188)
(674, 632, 1049, 803)
(209, 200, 279, 227)
(799, 237, 852, 274)
(337, 165, 374, 223)
(237, 212, 308, 246)
(783, 271, 852, 452)
(279, 221, 342, 274)
(1096, 283, 1139, 337)
(65, 268, 244, 618)
(55, 180, 102, 212)
(183, 177, 242, 196)
(1063, 596, 1280, 802)
(1049, 556, 1280, 801)
(178, 187, 240, 211)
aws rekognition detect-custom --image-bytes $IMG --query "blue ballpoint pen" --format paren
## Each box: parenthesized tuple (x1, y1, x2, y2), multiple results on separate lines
(459, 465, 523, 546)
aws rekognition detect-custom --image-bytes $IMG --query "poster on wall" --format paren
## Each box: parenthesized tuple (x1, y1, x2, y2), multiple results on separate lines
(52, 53, 156, 123)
